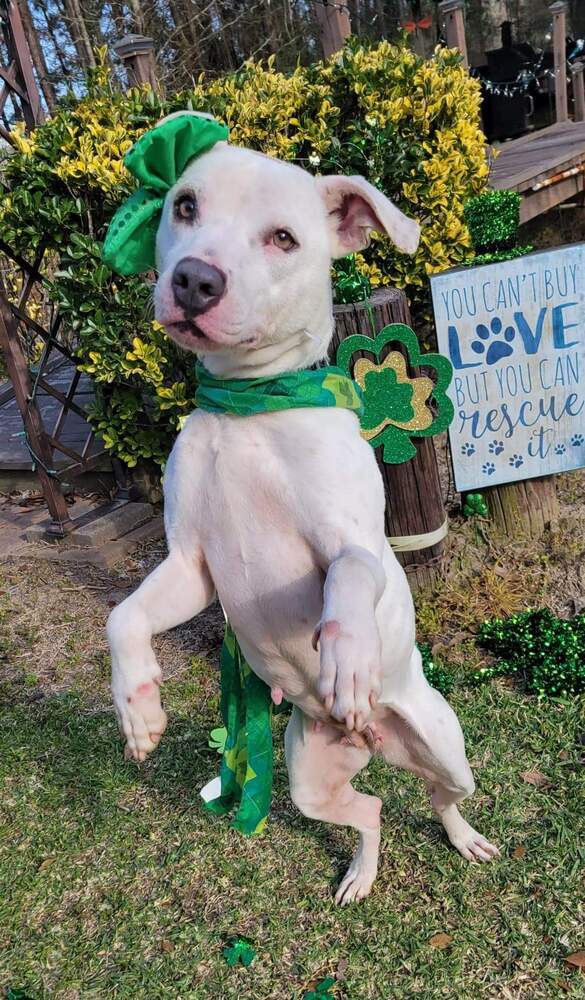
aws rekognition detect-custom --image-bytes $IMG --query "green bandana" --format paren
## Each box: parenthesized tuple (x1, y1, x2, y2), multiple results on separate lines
(204, 625, 274, 835)
(199, 362, 363, 835)
(103, 113, 228, 276)
(195, 362, 364, 417)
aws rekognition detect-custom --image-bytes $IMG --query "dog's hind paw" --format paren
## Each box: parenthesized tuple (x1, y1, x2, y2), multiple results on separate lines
(335, 860, 376, 905)
(442, 810, 500, 863)
(452, 827, 500, 863)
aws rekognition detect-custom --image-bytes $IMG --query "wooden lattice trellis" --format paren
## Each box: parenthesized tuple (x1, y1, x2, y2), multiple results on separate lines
(0, 0, 111, 535)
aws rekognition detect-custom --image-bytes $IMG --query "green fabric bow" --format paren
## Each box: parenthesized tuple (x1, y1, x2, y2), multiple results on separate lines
(103, 113, 228, 276)
(198, 363, 363, 835)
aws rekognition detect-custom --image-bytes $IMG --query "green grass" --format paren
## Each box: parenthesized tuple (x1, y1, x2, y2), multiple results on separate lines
(1, 673, 584, 999)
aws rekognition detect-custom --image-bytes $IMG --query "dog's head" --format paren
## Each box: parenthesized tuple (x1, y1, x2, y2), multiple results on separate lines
(154, 134, 420, 374)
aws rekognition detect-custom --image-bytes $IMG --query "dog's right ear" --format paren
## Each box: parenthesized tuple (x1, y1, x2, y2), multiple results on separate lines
(315, 174, 420, 260)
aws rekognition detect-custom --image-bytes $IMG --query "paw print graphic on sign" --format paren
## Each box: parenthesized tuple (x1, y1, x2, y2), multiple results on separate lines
(508, 454, 524, 468)
(461, 442, 475, 456)
(471, 318, 515, 365)
(482, 462, 496, 476)
(488, 440, 504, 455)
(571, 434, 584, 447)
(555, 443, 566, 456)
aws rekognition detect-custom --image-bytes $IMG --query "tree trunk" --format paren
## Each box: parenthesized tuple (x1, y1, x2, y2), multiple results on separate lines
(61, 0, 96, 68)
(484, 477, 559, 540)
(17, 0, 57, 112)
(332, 288, 447, 591)
(127, 0, 145, 33)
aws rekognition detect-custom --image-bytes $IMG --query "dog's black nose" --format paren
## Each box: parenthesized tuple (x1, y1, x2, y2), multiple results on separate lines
(171, 257, 226, 315)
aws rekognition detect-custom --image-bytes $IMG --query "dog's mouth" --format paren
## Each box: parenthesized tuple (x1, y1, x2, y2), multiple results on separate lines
(162, 318, 255, 349)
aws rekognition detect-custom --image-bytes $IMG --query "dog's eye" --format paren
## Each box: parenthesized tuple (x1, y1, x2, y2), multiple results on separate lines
(272, 229, 297, 251)
(174, 193, 197, 222)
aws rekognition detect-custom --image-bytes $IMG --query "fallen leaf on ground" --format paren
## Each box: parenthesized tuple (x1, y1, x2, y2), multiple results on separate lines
(429, 933, 453, 949)
(38, 857, 56, 871)
(520, 769, 551, 788)
(511, 846, 526, 859)
(160, 939, 174, 953)
(564, 951, 585, 968)
(336, 958, 348, 978)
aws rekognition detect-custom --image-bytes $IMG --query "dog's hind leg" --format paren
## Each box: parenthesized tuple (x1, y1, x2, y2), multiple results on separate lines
(376, 648, 500, 862)
(107, 547, 214, 760)
(285, 706, 381, 905)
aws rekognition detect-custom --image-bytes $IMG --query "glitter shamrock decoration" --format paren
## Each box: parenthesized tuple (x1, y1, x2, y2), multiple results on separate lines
(336, 323, 454, 464)
(303, 976, 336, 999)
(223, 937, 257, 967)
(463, 493, 489, 518)
(477, 609, 585, 697)
(208, 726, 227, 754)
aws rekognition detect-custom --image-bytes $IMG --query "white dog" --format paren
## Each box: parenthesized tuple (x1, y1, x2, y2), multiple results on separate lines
(107, 137, 499, 904)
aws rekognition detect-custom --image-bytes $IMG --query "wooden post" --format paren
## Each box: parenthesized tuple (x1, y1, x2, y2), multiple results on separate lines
(439, 0, 468, 68)
(0, 0, 45, 126)
(314, 0, 351, 59)
(551, 0, 568, 123)
(571, 59, 585, 121)
(332, 289, 447, 591)
(113, 34, 160, 91)
(484, 477, 559, 540)
(0, 290, 74, 535)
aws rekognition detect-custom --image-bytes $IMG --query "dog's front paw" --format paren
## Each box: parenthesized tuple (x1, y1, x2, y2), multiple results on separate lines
(112, 669, 168, 762)
(313, 619, 381, 732)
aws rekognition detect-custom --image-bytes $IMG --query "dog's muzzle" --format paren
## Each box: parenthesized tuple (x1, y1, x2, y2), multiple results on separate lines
(171, 256, 226, 315)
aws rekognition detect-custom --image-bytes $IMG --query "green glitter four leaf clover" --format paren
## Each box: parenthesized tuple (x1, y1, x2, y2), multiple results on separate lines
(223, 937, 257, 967)
(463, 493, 488, 518)
(208, 726, 227, 753)
(303, 976, 336, 999)
(336, 324, 454, 464)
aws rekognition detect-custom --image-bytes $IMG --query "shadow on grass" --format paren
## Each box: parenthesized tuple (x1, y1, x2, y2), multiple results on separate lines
(0, 692, 297, 831)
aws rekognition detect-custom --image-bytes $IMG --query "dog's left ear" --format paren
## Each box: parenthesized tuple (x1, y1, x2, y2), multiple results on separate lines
(316, 174, 420, 259)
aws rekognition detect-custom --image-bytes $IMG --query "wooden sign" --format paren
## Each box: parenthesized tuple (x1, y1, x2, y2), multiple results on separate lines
(430, 244, 585, 492)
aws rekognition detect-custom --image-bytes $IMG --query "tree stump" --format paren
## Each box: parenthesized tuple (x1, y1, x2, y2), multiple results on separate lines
(332, 288, 447, 591)
(484, 476, 559, 539)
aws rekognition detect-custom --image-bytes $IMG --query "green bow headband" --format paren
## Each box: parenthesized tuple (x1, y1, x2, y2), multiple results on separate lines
(103, 113, 229, 276)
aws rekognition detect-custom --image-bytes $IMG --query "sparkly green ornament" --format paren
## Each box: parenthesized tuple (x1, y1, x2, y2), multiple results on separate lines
(463, 492, 488, 518)
(477, 609, 585, 698)
(420, 643, 455, 697)
(333, 254, 372, 304)
(463, 190, 532, 267)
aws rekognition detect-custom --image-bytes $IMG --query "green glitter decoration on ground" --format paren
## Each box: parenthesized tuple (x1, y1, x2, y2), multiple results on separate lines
(463, 492, 488, 517)
(303, 976, 336, 999)
(476, 609, 585, 698)
(420, 643, 455, 697)
(223, 937, 257, 967)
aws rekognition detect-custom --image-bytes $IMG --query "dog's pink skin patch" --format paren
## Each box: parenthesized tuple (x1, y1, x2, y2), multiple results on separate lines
(322, 620, 341, 640)
(136, 681, 155, 696)
(271, 686, 283, 706)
